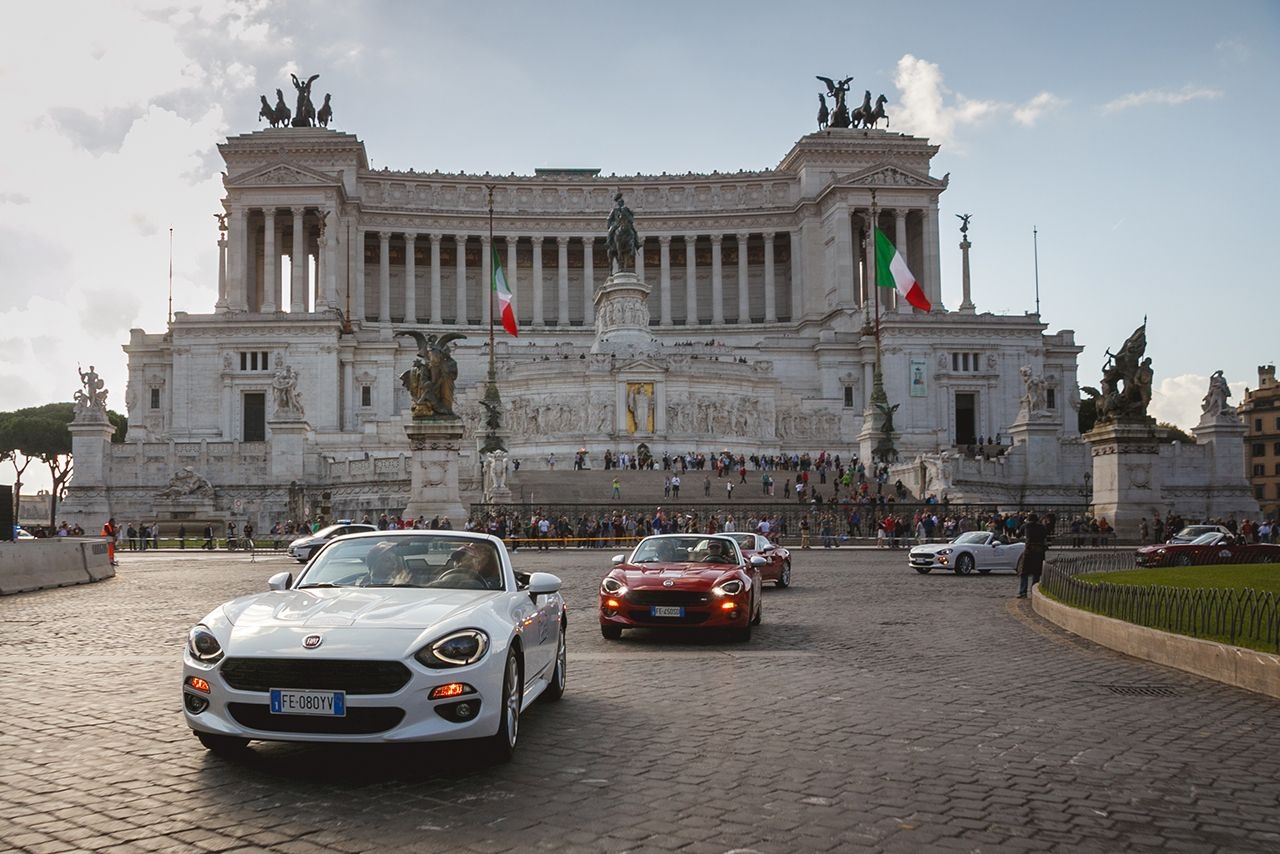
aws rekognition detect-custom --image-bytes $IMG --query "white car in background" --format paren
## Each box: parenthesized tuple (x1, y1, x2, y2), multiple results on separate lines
(286, 521, 377, 562)
(183, 530, 566, 761)
(909, 531, 1027, 575)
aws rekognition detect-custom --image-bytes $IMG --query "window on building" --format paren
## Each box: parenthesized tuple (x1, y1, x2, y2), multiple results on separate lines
(1275, 462, 1280, 476)
(1046, 388, 1056, 410)
(1257, 418, 1264, 431)
(149, 388, 160, 409)
(1254, 443, 1266, 457)
(361, 386, 372, 407)
(952, 353, 959, 372)
(1275, 416, 1280, 430)
(843, 386, 854, 408)
(1257, 484, 1266, 500)
(972, 353, 980, 371)
(243, 392, 266, 442)
(1253, 464, 1266, 477)
(962, 353, 970, 371)
(239, 351, 270, 371)
(1273, 442, 1280, 455)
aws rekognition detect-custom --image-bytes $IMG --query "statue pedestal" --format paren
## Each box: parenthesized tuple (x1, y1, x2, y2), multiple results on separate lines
(1084, 419, 1164, 534)
(404, 419, 467, 525)
(591, 271, 654, 354)
(59, 416, 118, 529)
(1008, 412, 1061, 480)
(1190, 416, 1259, 520)
(269, 417, 310, 481)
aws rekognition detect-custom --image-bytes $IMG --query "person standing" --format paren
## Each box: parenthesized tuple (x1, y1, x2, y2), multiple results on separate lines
(611, 476, 621, 500)
(1017, 513, 1048, 598)
(102, 518, 118, 566)
(726, 481, 734, 500)
(799, 515, 811, 549)
(671, 474, 681, 499)
(177, 523, 187, 550)
(202, 524, 215, 550)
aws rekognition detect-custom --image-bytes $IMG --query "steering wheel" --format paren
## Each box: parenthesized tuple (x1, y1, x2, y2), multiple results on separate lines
(432, 567, 491, 589)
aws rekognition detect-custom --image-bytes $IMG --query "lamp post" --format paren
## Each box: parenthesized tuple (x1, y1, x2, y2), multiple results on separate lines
(1082, 471, 1092, 508)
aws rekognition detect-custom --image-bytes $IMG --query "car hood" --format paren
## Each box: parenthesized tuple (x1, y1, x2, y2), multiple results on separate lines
(909, 542, 955, 556)
(220, 587, 496, 632)
(615, 563, 735, 588)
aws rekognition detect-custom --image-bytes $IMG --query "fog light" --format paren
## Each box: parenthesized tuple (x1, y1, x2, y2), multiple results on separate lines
(184, 693, 209, 714)
(720, 601, 737, 611)
(186, 676, 211, 693)
(455, 702, 475, 719)
(435, 698, 482, 723)
(429, 682, 474, 700)
(605, 598, 620, 608)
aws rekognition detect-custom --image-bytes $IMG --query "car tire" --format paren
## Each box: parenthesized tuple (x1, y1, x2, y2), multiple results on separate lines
(1175, 554, 1193, 567)
(750, 594, 762, 626)
(600, 624, 623, 640)
(195, 731, 249, 754)
(955, 553, 975, 575)
(488, 649, 522, 762)
(775, 561, 791, 588)
(729, 622, 752, 643)
(544, 624, 567, 701)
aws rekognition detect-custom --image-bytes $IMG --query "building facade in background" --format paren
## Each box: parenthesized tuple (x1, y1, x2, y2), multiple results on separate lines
(1242, 365, 1280, 519)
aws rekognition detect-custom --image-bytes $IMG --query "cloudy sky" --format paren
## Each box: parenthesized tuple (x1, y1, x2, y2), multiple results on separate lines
(2, 0, 1277, 484)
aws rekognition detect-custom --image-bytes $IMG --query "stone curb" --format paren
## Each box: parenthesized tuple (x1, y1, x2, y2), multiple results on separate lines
(1032, 586, 1280, 699)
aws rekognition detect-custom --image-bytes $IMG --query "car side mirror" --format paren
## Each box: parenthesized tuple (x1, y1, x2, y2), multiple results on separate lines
(267, 571, 292, 590)
(526, 572, 562, 596)
(611, 554, 625, 564)
(750, 555, 767, 567)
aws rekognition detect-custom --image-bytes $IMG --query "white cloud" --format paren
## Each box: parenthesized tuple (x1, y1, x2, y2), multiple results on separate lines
(1102, 84, 1224, 113)
(1148, 373, 1248, 431)
(1013, 92, 1066, 126)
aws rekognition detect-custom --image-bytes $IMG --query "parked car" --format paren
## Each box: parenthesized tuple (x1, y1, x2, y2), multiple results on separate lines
(1135, 531, 1280, 567)
(286, 522, 377, 562)
(1166, 524, 1233, 544)
(13, 526, 35, 540)
(183, 530, 566, 760)
(724, 531, 792, 588)
(599, 533, 765, 642)
(909, 531, 1027, 575)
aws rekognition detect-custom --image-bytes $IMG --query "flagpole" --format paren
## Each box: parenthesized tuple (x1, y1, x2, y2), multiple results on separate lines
(481, 186, 505, 454)
(487, 186, 496, 376)
(871, 190, 881, 375)
(1032, 225, 1041, 316)
(168, 226, 174, 326)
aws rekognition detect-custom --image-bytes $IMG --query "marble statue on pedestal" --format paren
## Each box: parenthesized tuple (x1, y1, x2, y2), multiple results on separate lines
(396, 331, 466, 418)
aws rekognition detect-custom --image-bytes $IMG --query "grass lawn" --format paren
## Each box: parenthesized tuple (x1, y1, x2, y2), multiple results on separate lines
(1080, 564, 1280, 595)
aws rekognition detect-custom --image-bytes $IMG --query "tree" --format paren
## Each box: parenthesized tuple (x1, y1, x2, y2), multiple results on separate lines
(0, 403, 127, 527)
(1077, 397, 1097, 434)
(1157, 421, 1195, 444)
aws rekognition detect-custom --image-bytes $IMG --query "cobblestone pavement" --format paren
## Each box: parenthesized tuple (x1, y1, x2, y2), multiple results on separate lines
(3, 546, 1279, 853)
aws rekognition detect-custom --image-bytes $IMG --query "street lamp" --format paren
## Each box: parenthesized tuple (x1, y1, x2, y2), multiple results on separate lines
(1082, 471, 1092, 505)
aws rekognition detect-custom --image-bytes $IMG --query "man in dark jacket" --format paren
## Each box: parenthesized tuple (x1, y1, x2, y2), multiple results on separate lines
(1017, 512, 1048, 598)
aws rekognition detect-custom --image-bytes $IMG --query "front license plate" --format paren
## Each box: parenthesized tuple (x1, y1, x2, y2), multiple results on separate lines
(269, 688, 346, 716)
(651, 605, 684, 618)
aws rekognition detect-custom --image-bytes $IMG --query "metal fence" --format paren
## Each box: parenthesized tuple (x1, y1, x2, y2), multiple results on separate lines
(1041, 553, 1280, 653)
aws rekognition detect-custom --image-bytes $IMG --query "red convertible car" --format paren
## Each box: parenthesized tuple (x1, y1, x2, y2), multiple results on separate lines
(1134, 531, 1280, 567)
(599, 534, 765, 642)
(725, 532, 792, 588)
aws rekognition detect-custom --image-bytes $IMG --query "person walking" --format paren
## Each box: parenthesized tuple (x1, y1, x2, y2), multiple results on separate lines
(102, 518, 118, 566)
(1017, 512, 1048, 598)
(202, 524, 215, 550)
(799, 515, 811, 549)
(611, 476, 621, 500)
(177, 523, 186, 550)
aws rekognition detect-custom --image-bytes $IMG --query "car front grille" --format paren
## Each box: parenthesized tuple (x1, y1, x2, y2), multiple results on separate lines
(220, 658, 412, 695)
(626, 590, 710, 606)
(228, 703, 404, 734)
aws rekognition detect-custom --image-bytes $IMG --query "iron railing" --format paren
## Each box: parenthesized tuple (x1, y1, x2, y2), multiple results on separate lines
(1041, 553, 1280, 653)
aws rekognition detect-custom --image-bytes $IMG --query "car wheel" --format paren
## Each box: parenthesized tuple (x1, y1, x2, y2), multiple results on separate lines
(488, 650, 522, 762)
(1262, 554, 1277, 564)
(750, 593, 762, 626)
(955, 553, 975, 575)
(195, 731, 249, 754)
(544, 624, 567, 701)
(914, 566, 932, 574)
(1175, 554, 1193, 567)
(775, 561, 791, 588)
(600, 624, 623, 640)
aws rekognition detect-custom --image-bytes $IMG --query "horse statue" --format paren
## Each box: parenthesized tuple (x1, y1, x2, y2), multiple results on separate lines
(817, 93, 829, 130)
(864, 94, 890, 128)
(850, 90, 873, 127)
(317, 93, 333, 128)
(816, 75, 853, 128)
(272, 88, 291, 127)
(258, 95, 278, 127)
(605, 193, 641, 272)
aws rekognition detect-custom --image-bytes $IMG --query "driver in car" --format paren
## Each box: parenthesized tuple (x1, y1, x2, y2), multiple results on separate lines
(366, 541, 412, 586)
(704, 540, 732, 563)
(434, 543, 503, 589)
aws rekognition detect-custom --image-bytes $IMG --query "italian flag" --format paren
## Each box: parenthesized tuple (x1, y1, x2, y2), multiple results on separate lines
(492, 246, 518, 337)
(875, 228, 931, 312)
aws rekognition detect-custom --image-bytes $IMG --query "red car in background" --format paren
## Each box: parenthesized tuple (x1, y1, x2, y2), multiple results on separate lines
(1134, 531, 1280, 567)
(725, 532, 792, 588)
(599, 534, 765, 642)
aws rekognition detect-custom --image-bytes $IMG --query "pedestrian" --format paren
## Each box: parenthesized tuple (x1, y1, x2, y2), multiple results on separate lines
(799, 515, 811, 549)
(671, 474, 681, 499)
(177, 523, 186, 549)
(726, 481, 734, 499)
(202, 524, 214, 550)
(102, 518, 118, 566)
(1017, 512, 1048, 598)
(612, 476, 621, 499)
(704, 475, 711, 497)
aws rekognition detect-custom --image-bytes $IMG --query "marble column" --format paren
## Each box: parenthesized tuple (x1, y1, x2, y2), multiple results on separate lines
(581, 237, 594, 325)
(215, 222, 229, 313)
(685, 235, 698, 324)
(635, 238, 645, 282)
(789, 229, 803, 320)
(341, 357, 354, 431)
(710, 235, 724, 324)
(378, 231, 392, 322)
(658, 235, 673, 326)
(481, 235, 492, 327)
(923, 201, 942, 312)
(895, 209, 911, 314)
(557, 236, 570, 325)
(354, 229, 366, 322)
(319, 211, 335, 311)
(228, 204, 249, 312)
(455, 234, 469, 324)
(429, 233, 442, 324)
(291, 207, 308, 312)
(763, 231, 777, 323)
(532, 237, 544, 326)
(261, 209, 278, 312)
(403, 232, 417, 323)
(834, 206, 855, 308)
(735, 232, 750, 323)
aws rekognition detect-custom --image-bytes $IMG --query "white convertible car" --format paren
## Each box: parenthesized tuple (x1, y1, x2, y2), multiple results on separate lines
(183, 530, 566, 761)
(908, 531, 1027, 575)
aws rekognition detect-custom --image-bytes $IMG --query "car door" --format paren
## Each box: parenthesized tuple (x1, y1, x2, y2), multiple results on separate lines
(989, 538, 1017, 571)
(512, 570, 556, 681)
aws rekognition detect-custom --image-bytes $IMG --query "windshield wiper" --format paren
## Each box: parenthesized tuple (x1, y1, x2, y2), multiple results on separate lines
(296, 582, 340, 588)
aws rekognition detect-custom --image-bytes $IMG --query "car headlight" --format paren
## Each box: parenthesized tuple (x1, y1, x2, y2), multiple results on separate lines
(187, 625, 224, 663)
(416, 629, 490, 668)
(714, 579, 745, 596)
(601, 577, 627, 595)
(936, 548, 953, 555)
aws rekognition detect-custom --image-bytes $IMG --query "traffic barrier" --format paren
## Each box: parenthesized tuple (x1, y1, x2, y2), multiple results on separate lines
(0, 538, 115, 595)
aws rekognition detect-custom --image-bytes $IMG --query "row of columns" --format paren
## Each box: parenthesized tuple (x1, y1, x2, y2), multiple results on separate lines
(354, 232, 785, 327)
(218, 205, 336, 315)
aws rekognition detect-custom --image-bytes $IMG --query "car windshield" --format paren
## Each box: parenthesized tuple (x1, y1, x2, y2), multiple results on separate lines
(296, 535, 504, 590)
(954, 532, 991, 545)
(630, 535, 739, 565)
(728, 533, 756, 550)
(1174, 526, 1216, 539)
(1189, 532, 1226, 545)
